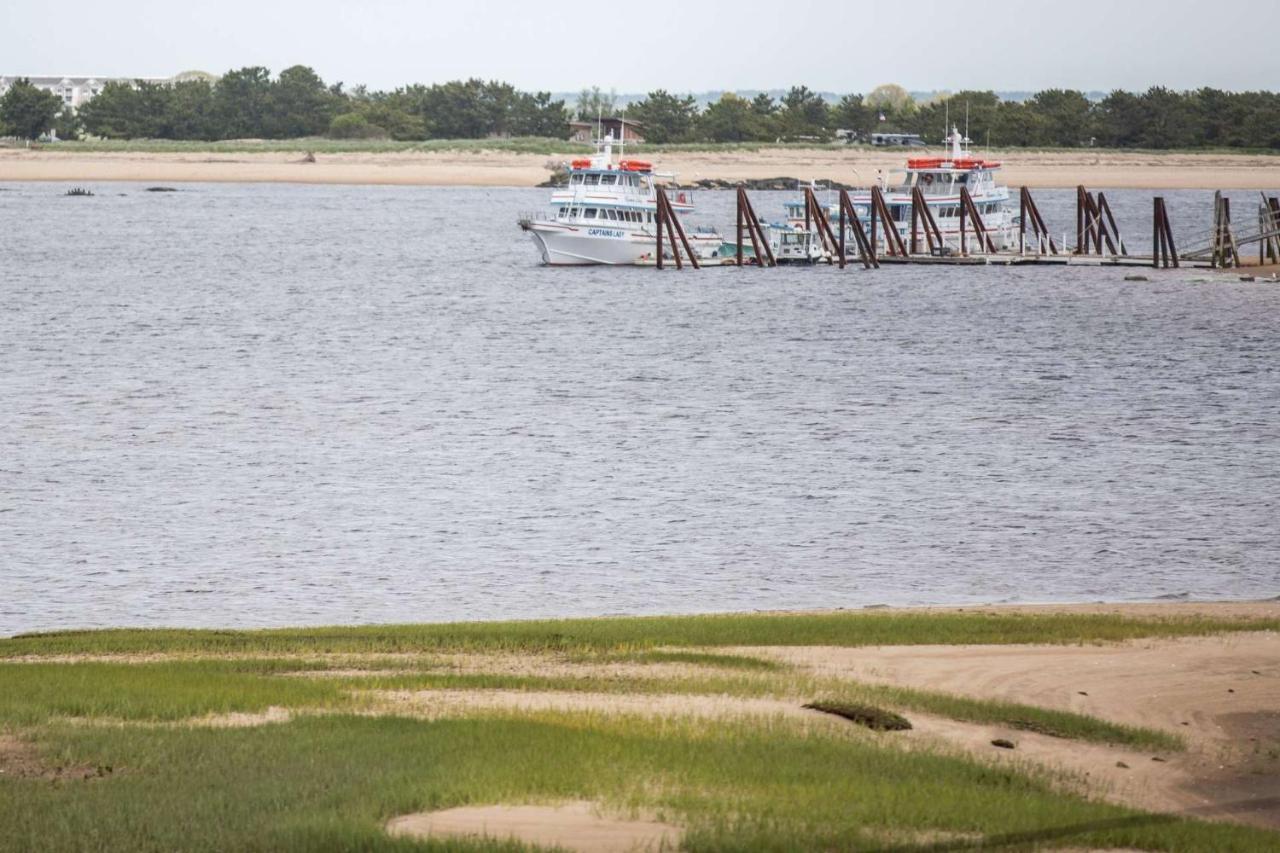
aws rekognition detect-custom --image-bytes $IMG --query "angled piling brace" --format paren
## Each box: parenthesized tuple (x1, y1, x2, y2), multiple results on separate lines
(869, 186, 907, 259)
(838, 190, 878, 270)
(656, 195, 667, 270)
(735, 187, 775, 268)
(1019, 188, 1058, 255)
(654, 190, 700, 270)
(1082, 191, 1118, 256)
(910, 187, 943, 255)
(1211, 192, 1239, 269)
(804, 187, 842, 266)
(669, 192, 700, 269)
(1265, 197, 1280, 264)
(958, 187, 996, 255)
(1096, 193, 1127, 255)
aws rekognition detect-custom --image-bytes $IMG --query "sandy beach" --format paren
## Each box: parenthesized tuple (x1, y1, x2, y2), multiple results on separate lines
(3, 146, 1280, 189)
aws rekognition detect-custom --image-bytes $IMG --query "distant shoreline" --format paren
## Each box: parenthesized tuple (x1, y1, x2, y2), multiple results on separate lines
(4, 146, 1280, 189)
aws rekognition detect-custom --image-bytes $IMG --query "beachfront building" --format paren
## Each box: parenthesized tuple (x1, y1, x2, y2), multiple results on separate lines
(0, 73, 196, 109)
(568, 117, 644, 144)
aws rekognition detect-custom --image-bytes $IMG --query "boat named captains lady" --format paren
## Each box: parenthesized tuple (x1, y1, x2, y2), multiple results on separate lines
(518, 133, 723, 266)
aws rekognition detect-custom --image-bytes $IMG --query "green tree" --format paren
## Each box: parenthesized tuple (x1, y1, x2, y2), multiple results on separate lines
(866, 83, 915, 121)
(830, 93, 871, 136)
(0, 78, 62, 140)
(697, 93, 767, 142)
(271, 65, 337, 137)
(1093, 89, 1144, 148)
(166, 79, 216, 140)
(910, 91, 1001, 145)
(626, 90, 698, 144)
(510, 91, 567, 137)
(1134, 86, 1197, 148)
(214, 66, 274, 138)
(77, 80, 143, 138)
(329, 112, 384, 139)
(416, 79, 493, 138)
(777, 85, 830, 140)
(750, 93, 778, 117)
(1024, 89, 1093, 146)
(53, 106, 82, 141)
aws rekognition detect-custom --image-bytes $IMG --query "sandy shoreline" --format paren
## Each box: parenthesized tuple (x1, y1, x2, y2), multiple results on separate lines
(3, 147, 1280, 189)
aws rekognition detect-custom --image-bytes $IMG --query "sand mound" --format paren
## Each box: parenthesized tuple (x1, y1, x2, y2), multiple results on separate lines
(386, 801, 682, 852)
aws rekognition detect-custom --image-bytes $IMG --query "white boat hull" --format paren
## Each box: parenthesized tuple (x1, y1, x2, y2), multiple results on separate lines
(523, 221, 723, 266)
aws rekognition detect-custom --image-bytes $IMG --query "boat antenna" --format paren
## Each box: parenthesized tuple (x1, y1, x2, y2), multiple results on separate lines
(944, 99, 949, 147)
(965, 100, 970, 151)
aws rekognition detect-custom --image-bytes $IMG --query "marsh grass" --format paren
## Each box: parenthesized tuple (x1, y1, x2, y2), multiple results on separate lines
(0, 654, 1182, 751)
(7, 610, 1275, 658)
(1, 714, 1273, 853)
(0, 661, 346, 725)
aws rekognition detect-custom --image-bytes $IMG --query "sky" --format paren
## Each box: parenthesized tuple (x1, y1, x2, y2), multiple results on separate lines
(4, 0, 1279, 94)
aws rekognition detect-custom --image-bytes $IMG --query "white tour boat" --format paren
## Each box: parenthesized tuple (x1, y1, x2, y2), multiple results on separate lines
(518, 134, 723, 266)
(785, 126, 1019, 254)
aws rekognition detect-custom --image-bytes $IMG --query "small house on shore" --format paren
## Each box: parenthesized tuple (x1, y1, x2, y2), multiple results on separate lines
(568, 117, 644, 144)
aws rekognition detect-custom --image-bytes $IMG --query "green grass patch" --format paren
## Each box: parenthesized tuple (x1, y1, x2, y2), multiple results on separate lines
(1, 714, 1273, 853)
(842, 682, 1184, 752)
(0, 661, 346, 725)
(7, 610, 1275, 658)
(0, 656, 1181, 751)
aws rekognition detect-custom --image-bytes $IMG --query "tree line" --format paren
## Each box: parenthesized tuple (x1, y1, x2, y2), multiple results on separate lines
(3, 67, 1280, 150)
(0, 67, 567, 142)
(628, 85, 1280, 149)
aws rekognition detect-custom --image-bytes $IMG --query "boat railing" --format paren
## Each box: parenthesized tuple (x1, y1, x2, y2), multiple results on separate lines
(662, 188, 695, 206)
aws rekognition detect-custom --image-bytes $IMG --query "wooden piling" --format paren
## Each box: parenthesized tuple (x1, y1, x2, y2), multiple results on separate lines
(1152, 197, 1178, 269)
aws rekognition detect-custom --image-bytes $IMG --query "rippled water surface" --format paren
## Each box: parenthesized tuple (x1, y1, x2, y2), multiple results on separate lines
(2, 182, 1278, 633)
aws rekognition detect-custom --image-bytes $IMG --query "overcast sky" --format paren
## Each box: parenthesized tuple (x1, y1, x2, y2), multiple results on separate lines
(4, 0, 1279, 94)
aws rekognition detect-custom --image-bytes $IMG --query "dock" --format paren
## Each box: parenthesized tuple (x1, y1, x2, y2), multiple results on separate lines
(652, 184, 1280, 273)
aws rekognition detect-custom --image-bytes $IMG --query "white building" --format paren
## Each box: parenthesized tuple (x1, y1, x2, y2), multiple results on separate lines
(0, 75, 177, 109)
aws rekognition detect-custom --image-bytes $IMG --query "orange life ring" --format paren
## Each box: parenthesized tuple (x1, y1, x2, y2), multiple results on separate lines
(620, 159, 653, 172)
(571, 158, 592, 169)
